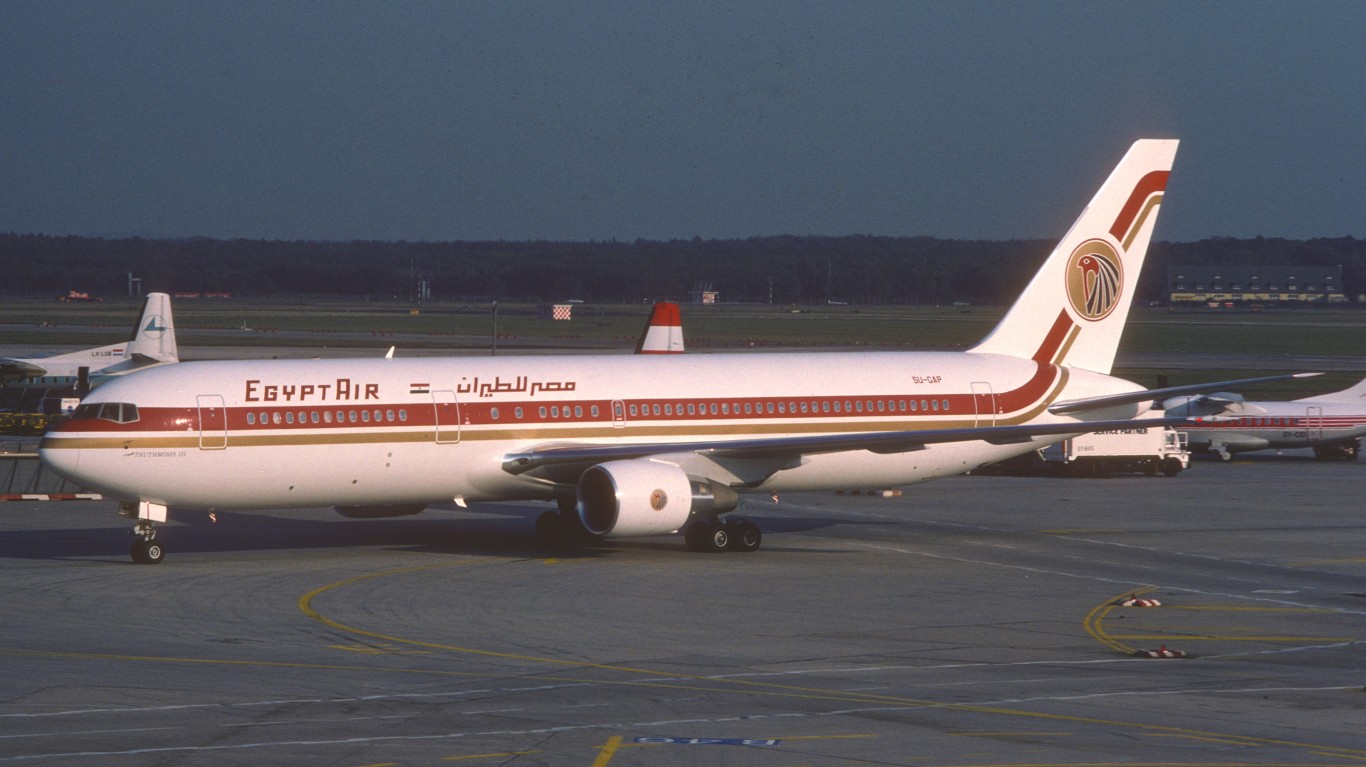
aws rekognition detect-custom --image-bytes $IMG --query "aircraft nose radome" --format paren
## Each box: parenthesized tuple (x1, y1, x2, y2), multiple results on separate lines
(38, 442, 80, 482)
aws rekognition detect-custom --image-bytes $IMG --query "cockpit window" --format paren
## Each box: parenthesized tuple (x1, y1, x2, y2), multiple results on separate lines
(74, 402, 140, 423)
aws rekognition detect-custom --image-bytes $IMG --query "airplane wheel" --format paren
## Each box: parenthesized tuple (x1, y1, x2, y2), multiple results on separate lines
(707, 524, 731, 553)
(534, 511, 564, 544)
(131, 538, 165, 565)
(684, 522, 709, 551)
(729, 521, 762, 552)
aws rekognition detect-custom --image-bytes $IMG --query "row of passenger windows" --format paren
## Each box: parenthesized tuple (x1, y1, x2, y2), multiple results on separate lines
(1243, 417, 1297, 427)
(480, 399, 951, 421)
(627, 398, 949, 418)
(238, 397, 952, 426)
(246, 409, 409, 426)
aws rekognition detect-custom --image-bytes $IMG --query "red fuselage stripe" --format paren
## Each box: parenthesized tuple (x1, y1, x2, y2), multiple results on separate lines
(53, 366, 1062, 436)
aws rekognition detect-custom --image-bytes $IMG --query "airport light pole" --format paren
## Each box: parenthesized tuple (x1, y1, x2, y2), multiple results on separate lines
(491, 301, 498, 356)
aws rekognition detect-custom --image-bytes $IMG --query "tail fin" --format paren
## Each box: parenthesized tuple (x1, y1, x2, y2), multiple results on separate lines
(1297, 376, 1366, 404)
(124, 292, 178, 363)
(635, 301, 685, 354)
(968, 139, 1178, 374)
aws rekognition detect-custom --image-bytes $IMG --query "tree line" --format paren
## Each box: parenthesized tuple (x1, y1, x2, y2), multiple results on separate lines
(1, 232, 1362, 305)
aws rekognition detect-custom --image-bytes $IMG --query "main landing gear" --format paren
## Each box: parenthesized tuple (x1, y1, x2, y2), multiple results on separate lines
(684, 517, 762, 553)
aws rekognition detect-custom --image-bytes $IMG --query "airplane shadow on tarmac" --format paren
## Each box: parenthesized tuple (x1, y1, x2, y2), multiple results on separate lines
(0, 501, 881, 563)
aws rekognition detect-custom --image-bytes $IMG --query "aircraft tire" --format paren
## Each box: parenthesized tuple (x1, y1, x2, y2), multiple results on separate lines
(534, 511, 564, 544)
(131, 538, 165, 565)
(683, 522, 711, 552)
(708, 524, 731, 553)
(729, 521, 762, 552)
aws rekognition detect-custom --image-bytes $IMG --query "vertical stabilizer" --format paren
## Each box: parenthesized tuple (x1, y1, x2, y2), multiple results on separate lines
(125, 292, 179, 363)
(635, 302, 685, 354)
(1297, 376, 1366, 404)
(968, 139, 1178, 374)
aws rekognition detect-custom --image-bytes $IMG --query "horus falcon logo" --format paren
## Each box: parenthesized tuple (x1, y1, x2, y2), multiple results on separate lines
(1065, 240, 1123, 321)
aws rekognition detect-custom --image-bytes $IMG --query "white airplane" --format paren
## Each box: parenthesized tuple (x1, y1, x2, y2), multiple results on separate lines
(635, 301, 685, 354)
(45, 139, 1279, 565)
(1, 292, 179, 393)
(1164, 377, 1366, 461)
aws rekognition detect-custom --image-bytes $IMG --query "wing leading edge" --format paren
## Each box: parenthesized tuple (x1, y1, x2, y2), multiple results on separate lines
(502, 417, 1194, 479)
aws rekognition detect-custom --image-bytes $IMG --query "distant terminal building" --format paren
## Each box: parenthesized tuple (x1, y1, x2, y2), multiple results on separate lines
(1167, 266, 1346, 306)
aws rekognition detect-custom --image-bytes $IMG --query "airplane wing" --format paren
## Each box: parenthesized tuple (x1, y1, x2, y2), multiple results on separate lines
(0, 359, 48, 380)
(502, 416, 1193, 479)
(1047, 372, 1321, 415)
(95, 354, 174, 376)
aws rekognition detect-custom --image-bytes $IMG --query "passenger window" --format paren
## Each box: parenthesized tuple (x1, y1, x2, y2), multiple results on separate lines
(491, 407, 500, 420)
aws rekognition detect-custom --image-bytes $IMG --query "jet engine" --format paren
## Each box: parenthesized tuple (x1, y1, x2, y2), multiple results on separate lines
(576, 459, 738, 537)
(333, 504, 427, 518)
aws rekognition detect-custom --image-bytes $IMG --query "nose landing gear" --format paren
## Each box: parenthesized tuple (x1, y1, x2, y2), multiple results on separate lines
(120, 501, 169, 565)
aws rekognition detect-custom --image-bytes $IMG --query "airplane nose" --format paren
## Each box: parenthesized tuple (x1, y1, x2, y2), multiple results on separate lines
(38, 439, 81, 482)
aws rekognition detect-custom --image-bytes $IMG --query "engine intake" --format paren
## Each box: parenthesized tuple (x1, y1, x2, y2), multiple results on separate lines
(577, 459, 737, 537)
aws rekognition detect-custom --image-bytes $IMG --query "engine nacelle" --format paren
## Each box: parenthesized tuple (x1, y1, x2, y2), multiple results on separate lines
(577, 459, 738, 537)
(333, 504, 427, 519)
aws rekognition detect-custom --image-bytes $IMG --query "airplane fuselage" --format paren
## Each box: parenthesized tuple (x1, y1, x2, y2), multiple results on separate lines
(40, 351, 1142, 510)
(1175, 403, 1366, 458)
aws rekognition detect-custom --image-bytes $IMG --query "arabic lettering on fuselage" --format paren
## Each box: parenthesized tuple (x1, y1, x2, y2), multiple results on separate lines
(455, 376, 578, 398)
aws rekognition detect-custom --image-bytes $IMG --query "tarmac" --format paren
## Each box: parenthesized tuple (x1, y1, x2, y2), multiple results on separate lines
(1, 449, 1362, 766)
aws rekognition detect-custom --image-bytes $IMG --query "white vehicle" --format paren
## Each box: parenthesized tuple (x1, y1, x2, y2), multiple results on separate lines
(1, 292, 179, 393)
(1165, 376, 1366, 461)
(44, 139, 1278, 565)
(1041, 426, 1189, 476)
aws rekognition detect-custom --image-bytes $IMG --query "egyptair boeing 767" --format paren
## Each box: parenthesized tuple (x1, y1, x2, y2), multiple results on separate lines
(44, 139, 1276, 564)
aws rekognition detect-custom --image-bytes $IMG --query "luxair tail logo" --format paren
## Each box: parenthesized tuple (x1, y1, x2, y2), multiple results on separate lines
(142, 315, 169, 338)
(1065, 240, 1123, 321)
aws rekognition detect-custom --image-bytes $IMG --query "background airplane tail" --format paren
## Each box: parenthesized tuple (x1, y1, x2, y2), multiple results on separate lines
(968, 139, 1178, 374)
(1297, 376, 1366, 404)
(125, 292, 178, 363)
(635, 301, 685, 354)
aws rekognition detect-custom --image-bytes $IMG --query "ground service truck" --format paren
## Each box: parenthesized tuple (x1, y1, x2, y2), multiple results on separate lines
(1041, 427, 1189, 477)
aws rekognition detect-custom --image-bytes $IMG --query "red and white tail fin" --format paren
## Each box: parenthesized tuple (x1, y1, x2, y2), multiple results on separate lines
(635, 301, 685, 354)
(969, 139, 1178, 374)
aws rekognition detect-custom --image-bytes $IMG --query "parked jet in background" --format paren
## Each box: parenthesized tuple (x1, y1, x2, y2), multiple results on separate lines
(46, 139, 1267, 565)
(635, 301, 684, 354)
(1165, 376, 1366, 460)
(0, 292, 179, 394)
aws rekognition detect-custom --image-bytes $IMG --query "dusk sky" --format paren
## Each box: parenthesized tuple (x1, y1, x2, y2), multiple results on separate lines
(2, 2, 1362, 243)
